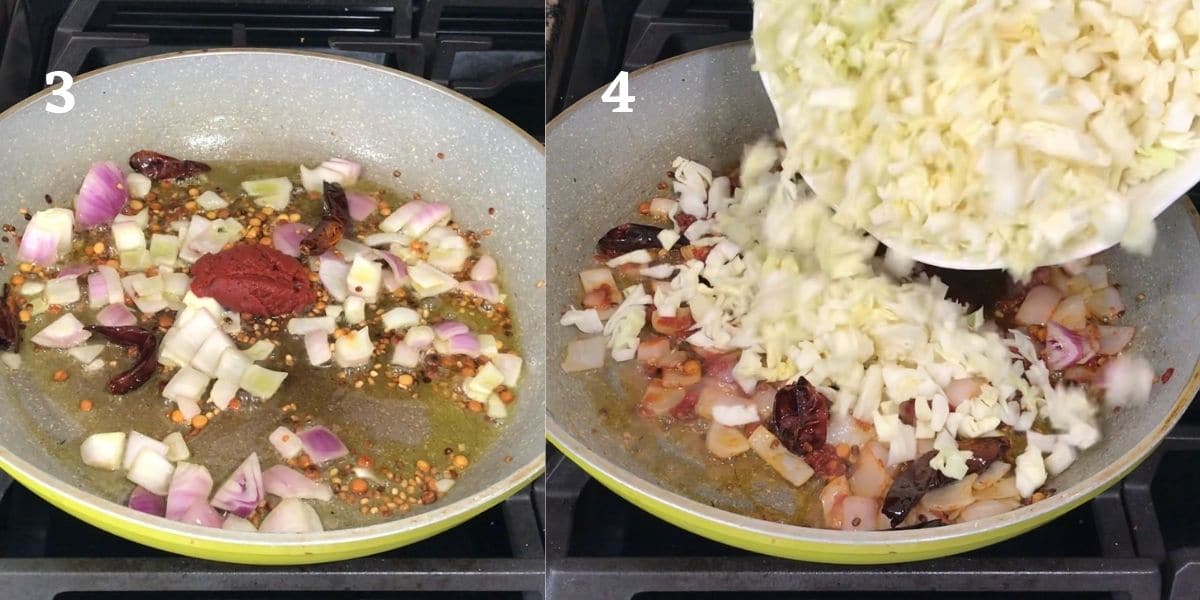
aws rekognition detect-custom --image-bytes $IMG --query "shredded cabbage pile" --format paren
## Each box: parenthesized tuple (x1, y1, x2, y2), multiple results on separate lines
(753, 0, 1200, 275)
(638, 141, 1112, 487)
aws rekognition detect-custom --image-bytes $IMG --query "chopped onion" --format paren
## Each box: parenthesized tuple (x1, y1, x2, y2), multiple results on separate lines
(31, 313, 91, 348)
(649, 197, 677, 218)
(366, 249, 408, 291)
(55, 264, 91, 279)
(458, 281, 503, 303)
(561, 336, 606, 372)
(470, 255, 498, 281)
(262, 465, 333, 501)
(125, 172, 152, 199)
(379, 200, 426, 233)
(1085, 286, 1126, 321)
(1045, 322, 1088, 370)
(1097, 354, 1156, 409)
(491, 353, 522, 387)
(165, 462, 213, 521)
(242, 339, 276, 361)
(342, 297, 366, 325)
(162, 431, 190, 461)
(259, 497, 324, 533)
(1050, 294, 1088, 330)
(75, 162, 128, 227)
(210, 453, 263, 517)
(318, 255, 350, 302)
(433, 321, 468, 340)
(269, 426, 303, 459)
(287, 316, 335, 336)
(122, 431, 168, 470)
(1015, 285, 1063, 326)
(80, 431, 126, 470)
(840, 496, 880, 531)
(1097, 325, 1136, 355)
(149, 233, 180, 267)
(404, 326, 435, 350)
(402, 202, 451, 238)
(943, 377, 983, 410)
(215, 348, 251, 382)
(300, 165, 341, 193)
(346, 255, 382, 303)
(18, 208, 74, 266)
(380, 307, 420, 331)
(321, 158, 361, 185)
(239, 364, 287, 399)
(347, 192, 377, 220)
(333, 327, 372, 368)
(447, 333, 481, 357)
(179, 501, 223, 528)
(391, 341, 420, 368)
(111, 220, 146, 253)
(222, 515, 257, 532)
(208, 377, 239, 410)
(706, 423, 751, 458)
(272, 223, 310, 257)
(45, 277, 80, 305)
(408, 262, 457, 297)
(162, 366, 211, 407)
(128, 486, 166, 517)
(196, 190, 228, 211)
(127, 449, 175, 495)
(242, 177, 293, 199)
(95, 303, 136, 327)
(98, 265, 124, 305)
(304, 331, 331, 366)
(191, 331, 235, 376)
(298, 426, 349, 465)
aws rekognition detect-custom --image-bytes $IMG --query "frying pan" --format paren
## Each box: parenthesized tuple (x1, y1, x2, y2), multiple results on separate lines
(0, 49, 545, 564)
(546, 41, 1200, 563)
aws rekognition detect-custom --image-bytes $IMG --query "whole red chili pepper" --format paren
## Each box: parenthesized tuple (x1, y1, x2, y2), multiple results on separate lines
(299, 181, 352, 256)
(84, 325, 159, 394)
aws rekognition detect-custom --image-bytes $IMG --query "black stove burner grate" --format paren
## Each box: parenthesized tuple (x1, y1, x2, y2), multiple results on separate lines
(44, 0, 545, 136)
(0, 473, 544, 599)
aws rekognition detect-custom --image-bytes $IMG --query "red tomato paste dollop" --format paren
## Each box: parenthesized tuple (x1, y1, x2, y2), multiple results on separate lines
(189, 244, 316, 317)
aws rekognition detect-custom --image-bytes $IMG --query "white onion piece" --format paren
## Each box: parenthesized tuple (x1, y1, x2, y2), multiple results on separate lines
(458, 281, 503, 303)
(242, 176, 293, 198)
(333, 327, 372, 368)
(1085, 286, 1125, 321)
(943, 377, 983, 410)
(380, 307, 420, 331)
(262, 465, 333, 501)
(748, 426, 814, 487)
(921, 474, 978, 512)
(408, 262, 457, 298)
(1015, 285, 1063, 326)
(75, 162, 128, 227)
(391, 341, 420, 368)
(961, 499, 1022, 522)
(163, 366, 211, 407)
(208, 377, 239, 410)
(259, 498, 324, 533)
(840, 496, 880, 531)
(1050, 295, 1088, 330)
(96, 303, 136, 326)
(470, 255, 498, 281)
(287, 316, 336, 336)
(322, 158, 362, 185)
(561, 336, 606, 372)
(491, 353, 522, 387)
(45, 277, 80, 305)
(196, 190, 228, 211)
(31, 313, 91, 348)
(165, 462, 213, 521)
(211, 453, 263, 517)
(122, 431, 168, 470)
(222, 515, 258, 532)
(80, 432, 126, 470)
(705, 424, 751, 458)
(299, 165, 341, 193)
(401, 202, 451, 238)
(191, 331, 235, 376)
(1097, 325, 1135, 355)
(242, 339, 276, 362)
(67, 343, 104, 364)
(215, 348, 251, 382)
(347, 255, 382, 303)
(1097, 354, 1156, 410)
(269, 426, 304, 459)
(404, 326, 435, 350)
(18, 208, 74, 266)
(111, 220, 146, 252)
(98, 265, 125, 305)
(127, 449, 175, 495)
(162, 431, 190, 462)
(378, 200, 426, 233)
(343, 296, 366, 325)
(125, 172, 152, 199)
(239, 364, 288, 399)
(318, 255, 350, 302)
(304, 331, 331, 366)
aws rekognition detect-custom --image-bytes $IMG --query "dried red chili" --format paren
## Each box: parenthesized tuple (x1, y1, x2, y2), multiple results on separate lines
(299, 182, 352, 256)
(84, 325, 159, 394)
(128, 150, 210, 181)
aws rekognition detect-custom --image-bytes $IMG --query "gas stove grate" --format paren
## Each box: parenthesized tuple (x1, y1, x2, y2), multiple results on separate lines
(44, 0, 545, 136)
(0, 474, 545, 599)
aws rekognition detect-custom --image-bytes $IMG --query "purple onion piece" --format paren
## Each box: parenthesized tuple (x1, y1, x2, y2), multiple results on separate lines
(210, 453, 263, 518)
(128, 485, 166, 517)
(297, 426, 349, 465)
